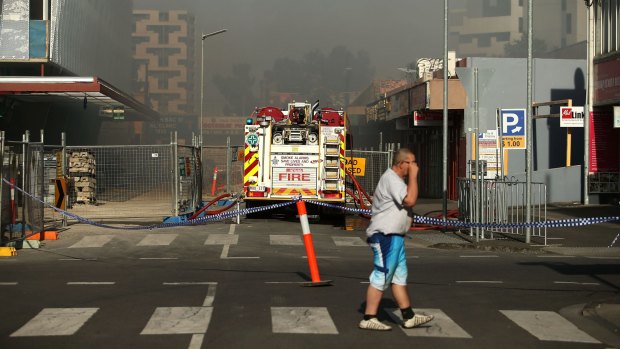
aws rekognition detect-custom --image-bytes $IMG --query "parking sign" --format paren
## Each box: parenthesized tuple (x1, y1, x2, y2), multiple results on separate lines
(500, 109, 526, 149)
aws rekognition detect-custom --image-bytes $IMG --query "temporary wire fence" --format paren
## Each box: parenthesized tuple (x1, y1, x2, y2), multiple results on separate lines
(4, 178, 620, 237)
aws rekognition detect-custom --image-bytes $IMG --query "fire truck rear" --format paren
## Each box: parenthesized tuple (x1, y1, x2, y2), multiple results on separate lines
(243, 101, 346, 210)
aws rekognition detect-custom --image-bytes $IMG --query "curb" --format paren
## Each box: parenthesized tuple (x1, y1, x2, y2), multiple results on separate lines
(429, 242, 547, 254)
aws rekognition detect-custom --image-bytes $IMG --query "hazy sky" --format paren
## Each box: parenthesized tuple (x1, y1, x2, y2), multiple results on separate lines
(134, 0, 445, 81)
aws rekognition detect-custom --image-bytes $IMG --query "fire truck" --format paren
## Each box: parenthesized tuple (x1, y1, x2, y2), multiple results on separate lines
(243, 101, 347, 212)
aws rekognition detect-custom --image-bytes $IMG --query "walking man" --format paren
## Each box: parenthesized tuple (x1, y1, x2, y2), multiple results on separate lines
(359, 148, 434, 331)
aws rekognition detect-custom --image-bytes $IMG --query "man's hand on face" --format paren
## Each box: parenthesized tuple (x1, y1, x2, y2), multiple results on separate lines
(408, 161, 419, 180)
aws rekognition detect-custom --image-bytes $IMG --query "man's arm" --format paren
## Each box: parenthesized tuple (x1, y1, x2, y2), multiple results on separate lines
(402, 162, 419, 207)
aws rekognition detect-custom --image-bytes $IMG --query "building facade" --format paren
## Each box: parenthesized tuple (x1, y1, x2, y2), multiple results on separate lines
(590, 0, 620, 200)
(0, 0, 148, 144)
(132, 9, 197, 144)
(449, 0, 586, 58)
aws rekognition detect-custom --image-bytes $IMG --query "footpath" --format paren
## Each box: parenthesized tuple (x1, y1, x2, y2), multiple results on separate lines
(405, 198, 620, 347)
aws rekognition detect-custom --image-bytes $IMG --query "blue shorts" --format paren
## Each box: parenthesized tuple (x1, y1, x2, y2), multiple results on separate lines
(367, 233, 408, 291)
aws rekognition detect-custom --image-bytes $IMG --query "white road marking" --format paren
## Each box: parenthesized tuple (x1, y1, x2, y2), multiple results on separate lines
(500, 310, 600, 343)
(67, 282, 115, 285)
(553, 281, 600, 286)
(203, 284, 217, 307)
(58, 258, 97, 261)
(270, 235, 303, 246)
(220, 244, 230, 259)
(537, 255, 576, 258)
(265, 281, 305, 284)
(219, 225, 259, 259)
(141, 307, 213, 335)
(332, 236, 366, 246)
(456, 281, 503, 284)
(11, 308, 98, 336)
(546, 238, 565, 240)
(388, 308, 472, 338)
(459, 255, 499, 258)
(163, 282, 217, 286)
(137, 234, 178, 246)
(586, 256, 620, 260)
(189, 334, 205, 349)
(271, 307, 338, 334)
(205, 234, 238, 245)
(139, 257, 178, 260)
(0, 282, 17, 285)
(302, 256, 341, 259)
(69, 235, 113, 248)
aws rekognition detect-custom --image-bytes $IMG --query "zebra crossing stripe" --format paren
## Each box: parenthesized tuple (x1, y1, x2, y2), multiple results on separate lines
(204, 234, 238, 245)
(69, 235, 113, 248)
(11, 308, 98, 337)
(141, 307, 213, 335)
(270, 235, 303, 246)
(388, 308, 472, 338)
(271, 307, 338, 334)
(138, 234, 178, 246)
(500, 310, 600, 343)
(332, 236, 367, 246)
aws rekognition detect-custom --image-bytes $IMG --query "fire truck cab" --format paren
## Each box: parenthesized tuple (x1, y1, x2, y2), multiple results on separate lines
(243, 101, 347, 208)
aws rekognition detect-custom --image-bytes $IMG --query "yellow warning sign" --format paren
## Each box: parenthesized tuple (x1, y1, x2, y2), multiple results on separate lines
(344, 157, 366, 177)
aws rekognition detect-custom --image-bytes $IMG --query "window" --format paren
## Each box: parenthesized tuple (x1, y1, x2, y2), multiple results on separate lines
(596, 0, 619, 54)
(566, 13, 572, 34)
(561, 0, 566, 11)
(29, 0, 50, 20)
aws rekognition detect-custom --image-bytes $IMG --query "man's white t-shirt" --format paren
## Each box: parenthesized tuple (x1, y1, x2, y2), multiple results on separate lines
(366, 168, 413, 237)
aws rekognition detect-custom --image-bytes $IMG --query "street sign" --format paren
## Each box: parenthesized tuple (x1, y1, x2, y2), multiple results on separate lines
(560, 106, 584, 127)
(344, 157, 366, 176)
(500, 109, 526, 149)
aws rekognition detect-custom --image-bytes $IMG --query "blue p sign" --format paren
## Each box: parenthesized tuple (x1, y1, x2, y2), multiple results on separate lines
(501, 109, 525, 136)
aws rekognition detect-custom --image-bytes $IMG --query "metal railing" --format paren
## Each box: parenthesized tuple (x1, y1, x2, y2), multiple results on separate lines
(458, 177, 547, 244)
(201, 139, 244, 197)
(345, 149, 391, 196)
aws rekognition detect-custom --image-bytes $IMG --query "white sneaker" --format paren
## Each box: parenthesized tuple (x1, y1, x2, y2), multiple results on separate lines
(402, 314, 434, 328)
(359, 318, 392, 331)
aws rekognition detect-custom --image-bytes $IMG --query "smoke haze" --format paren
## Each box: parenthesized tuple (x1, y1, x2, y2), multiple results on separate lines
(133, 0, 444, 81)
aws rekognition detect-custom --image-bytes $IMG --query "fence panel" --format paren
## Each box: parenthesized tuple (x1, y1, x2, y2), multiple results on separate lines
(177, 145, 201, 214)
(1, 140, 46, 241)
(65, 145, 175, 222)
(202, 145, 244, 196)
(458, 178, 547, 243)
(345, 149, 390, 195)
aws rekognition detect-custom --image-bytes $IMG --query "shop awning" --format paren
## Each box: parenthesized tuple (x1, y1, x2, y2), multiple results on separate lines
(0, 76, 158, 120)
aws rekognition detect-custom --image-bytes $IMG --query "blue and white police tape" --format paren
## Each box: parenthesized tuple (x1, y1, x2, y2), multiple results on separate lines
(2, 178, 294, 231)
(5, 178, 620, 231)
(304, 197, 620, 229)
(304, 199, 372, 215)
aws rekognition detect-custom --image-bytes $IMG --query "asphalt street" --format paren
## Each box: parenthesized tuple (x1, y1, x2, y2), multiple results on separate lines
(1, 217, 619, 349)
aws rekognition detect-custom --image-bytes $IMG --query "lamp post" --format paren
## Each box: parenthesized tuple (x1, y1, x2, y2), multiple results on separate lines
(200, 29, 227, 146)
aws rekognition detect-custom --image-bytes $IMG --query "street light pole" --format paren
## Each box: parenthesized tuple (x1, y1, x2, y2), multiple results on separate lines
(200, 29, 227, 146)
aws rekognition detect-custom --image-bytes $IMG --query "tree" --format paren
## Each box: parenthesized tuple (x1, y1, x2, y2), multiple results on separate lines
(262, 45, 375, 107)
(212, 63, 258, 116)
(504, 36, 549, 58)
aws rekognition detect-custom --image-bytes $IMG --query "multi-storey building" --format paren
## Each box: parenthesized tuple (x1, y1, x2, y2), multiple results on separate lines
(588, 0, 620, 200)
(449, 0, 586, 57)
(132, 10, 197, 143)
(0, 0, 154, 144)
